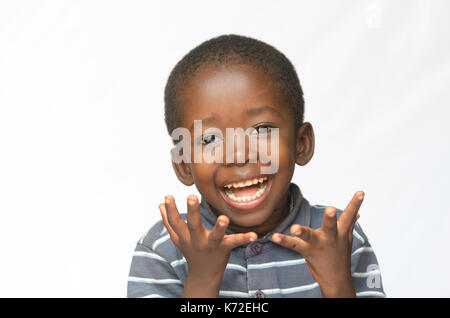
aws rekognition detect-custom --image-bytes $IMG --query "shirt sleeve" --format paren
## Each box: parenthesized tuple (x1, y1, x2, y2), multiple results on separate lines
(350, 222, 386, 297)
(127, 242, 184, 298)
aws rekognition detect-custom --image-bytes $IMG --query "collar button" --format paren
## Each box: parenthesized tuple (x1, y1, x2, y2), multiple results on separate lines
(251, 242, 263, 255)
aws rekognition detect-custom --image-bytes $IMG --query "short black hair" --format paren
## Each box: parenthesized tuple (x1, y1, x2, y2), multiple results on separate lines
(164, 34, 304, 139)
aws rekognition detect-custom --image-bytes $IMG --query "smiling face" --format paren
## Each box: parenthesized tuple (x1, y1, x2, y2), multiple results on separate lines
(172, 63, 314, 237)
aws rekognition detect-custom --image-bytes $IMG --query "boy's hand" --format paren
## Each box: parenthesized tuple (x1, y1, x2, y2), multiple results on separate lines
(272, 191, 364, 298)
(159, 195, 257, 297)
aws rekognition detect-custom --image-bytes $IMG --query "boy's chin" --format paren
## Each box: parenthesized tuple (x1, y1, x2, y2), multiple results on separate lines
(225, 208, 274, 231)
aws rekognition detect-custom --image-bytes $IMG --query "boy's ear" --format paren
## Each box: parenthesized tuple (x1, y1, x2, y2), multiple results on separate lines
(295, 122, 315, 166)
(171, 159, 195, 186)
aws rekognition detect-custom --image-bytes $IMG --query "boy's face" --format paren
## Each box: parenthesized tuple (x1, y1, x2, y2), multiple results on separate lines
(173, 63, 314, 236)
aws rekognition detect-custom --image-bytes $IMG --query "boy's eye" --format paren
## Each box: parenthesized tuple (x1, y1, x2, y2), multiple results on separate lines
(201, 134, 218, 145)
(253, 125, 273, 135)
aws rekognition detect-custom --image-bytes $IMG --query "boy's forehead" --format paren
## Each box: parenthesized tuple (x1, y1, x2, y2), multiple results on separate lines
(179, 64, 289, 127)
(188, 64, 276, 94)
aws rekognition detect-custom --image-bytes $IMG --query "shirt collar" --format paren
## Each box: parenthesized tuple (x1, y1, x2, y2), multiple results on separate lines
(199, 182, 306, 239)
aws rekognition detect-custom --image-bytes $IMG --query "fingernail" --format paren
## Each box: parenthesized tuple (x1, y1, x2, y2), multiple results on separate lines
(272, 234, 281, 243)
(326, 207, 336, 217)
(358, 192, 365, 200)
(217, 215, 227, 225)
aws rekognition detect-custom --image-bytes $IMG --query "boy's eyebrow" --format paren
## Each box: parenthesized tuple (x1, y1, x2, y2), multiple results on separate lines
(246, 105, 283, 118)
(189, 113, 219, 130)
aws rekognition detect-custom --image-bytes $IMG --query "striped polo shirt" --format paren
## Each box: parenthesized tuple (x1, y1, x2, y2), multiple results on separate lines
(127, 183, 385, 298)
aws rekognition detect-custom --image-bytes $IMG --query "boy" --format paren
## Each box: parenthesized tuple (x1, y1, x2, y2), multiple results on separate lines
(127, 34, 385, 298)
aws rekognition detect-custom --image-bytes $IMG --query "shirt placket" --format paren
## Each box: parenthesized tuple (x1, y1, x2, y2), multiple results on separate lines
(246, 239, 267, 298)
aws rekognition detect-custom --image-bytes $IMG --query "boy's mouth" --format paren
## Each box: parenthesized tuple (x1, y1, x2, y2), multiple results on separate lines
(219, 176, 272, 211)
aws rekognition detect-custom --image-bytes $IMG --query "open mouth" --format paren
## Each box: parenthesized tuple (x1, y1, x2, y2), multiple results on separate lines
(219, 176, 272, 210)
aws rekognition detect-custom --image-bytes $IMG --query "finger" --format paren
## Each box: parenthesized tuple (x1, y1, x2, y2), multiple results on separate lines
(351, 213, 360, 232)
(164, 195, 189, 239)
(337, 191, 364, 233)
(321, 207, 337, 236)
(186, 195, 205, 241)
(290, 224, 314, 242)
(223, 231, 257, 249)
(348, 213, 360, 243)
(208, 215, 229, 248)
(272, 233, 308, 254)
(159, 203, 180, 246)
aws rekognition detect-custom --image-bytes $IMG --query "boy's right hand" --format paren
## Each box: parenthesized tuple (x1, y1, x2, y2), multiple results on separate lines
(159, 195, 257, 297)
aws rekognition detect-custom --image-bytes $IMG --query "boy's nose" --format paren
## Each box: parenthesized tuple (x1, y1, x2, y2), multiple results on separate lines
(223, 132, 253, 166)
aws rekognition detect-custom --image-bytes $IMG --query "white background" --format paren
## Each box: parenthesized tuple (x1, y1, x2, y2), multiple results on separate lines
(1, 0, 449, 297)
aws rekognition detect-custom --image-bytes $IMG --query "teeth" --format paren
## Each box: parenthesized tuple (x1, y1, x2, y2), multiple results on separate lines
(224, 177, 267, 189)
(224, 182, 268, 203)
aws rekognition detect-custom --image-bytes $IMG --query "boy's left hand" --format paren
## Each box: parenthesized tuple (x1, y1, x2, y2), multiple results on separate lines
(272, 191, 364, 298)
